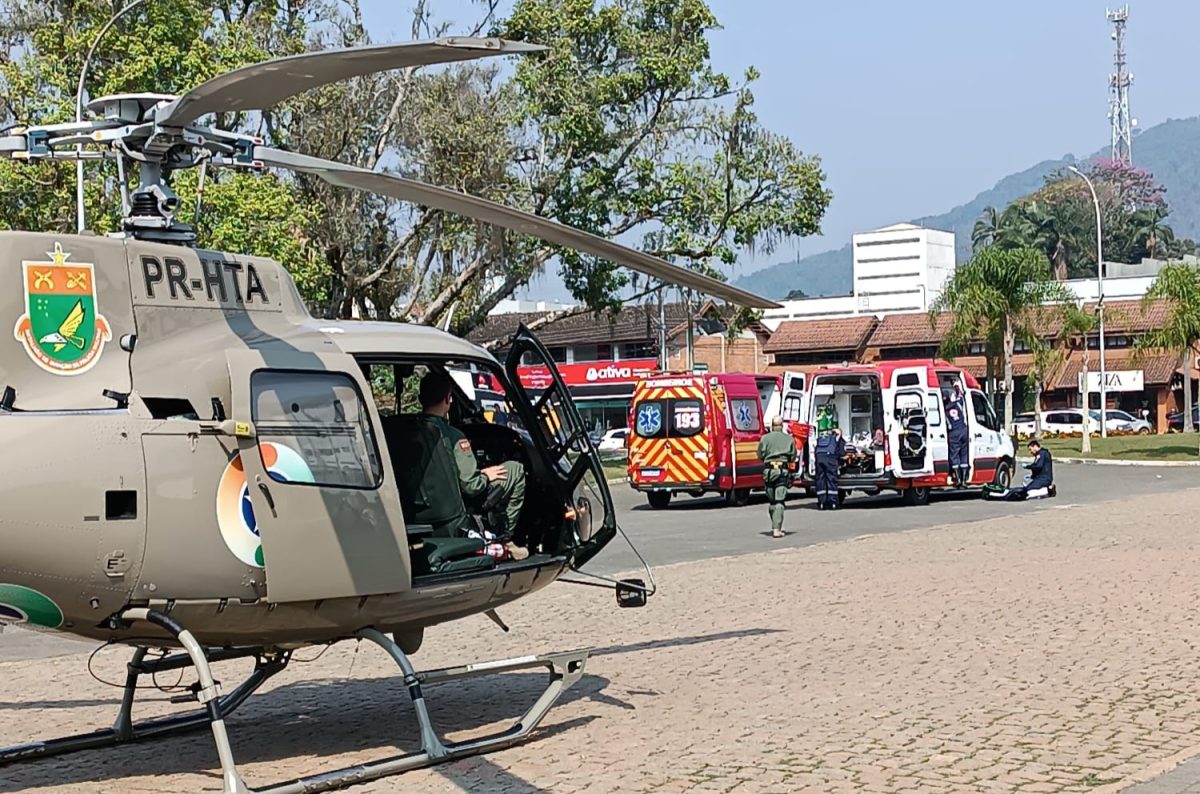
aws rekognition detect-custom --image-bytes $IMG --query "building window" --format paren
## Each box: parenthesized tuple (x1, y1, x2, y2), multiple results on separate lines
(620, 342, 656, 359)
(773, 350, 857, 366)
(547, 346, 568, 363)
(968, 343, 985, 355)
(855, 237, 921, 247)
(571, 343, 614, 363)
(880, 345, 940, 359)
(856, 270, 922, 278)
(855, 257, 921, 265)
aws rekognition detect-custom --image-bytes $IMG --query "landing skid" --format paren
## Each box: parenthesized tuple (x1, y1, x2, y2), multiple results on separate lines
(0, 609, 589, 793)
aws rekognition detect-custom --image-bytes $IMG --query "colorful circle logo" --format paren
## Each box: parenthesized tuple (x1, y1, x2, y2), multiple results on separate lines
(216, 443, 315, 567)
(0, 584, 64, 629)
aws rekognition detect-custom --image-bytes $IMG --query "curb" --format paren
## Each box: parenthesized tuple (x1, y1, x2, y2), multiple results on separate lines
(1017, 455, 1200, 468)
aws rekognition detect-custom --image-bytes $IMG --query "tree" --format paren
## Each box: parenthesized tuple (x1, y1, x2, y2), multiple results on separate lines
(931, 246, 1072, 433)
(0, 0, 832, 329)
(1129, 206, 1176, 260)
(1135, 264, 1200, 445)
(971, 204, 1026, 253)
(971, 158, 1197, 281)
(0, 0, 324, 279)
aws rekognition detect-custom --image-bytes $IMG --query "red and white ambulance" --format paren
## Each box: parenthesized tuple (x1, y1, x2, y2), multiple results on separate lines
(627, 371, 808, 509)
(801, 359, 1016, 505)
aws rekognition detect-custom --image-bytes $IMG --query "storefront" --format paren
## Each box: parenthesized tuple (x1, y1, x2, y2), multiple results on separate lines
(517, 358, 659, 435)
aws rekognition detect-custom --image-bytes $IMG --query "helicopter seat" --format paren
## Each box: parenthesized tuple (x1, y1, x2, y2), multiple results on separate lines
(381, 414, 495, 576)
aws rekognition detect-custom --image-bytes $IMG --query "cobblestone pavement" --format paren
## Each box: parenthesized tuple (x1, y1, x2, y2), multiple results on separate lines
(5, 488, 1200, 793)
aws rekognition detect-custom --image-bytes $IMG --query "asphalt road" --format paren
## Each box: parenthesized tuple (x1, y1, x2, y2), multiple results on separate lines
(587, 462, 1200, 575)
(3, 463, 1195, 663)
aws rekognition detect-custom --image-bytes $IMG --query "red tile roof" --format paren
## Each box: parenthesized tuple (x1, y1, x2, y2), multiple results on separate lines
(763, 316, 878, 354)
(1051, 351, 1181, 389)
(868, 313, 954, 348)
(467, 303, 690, 348)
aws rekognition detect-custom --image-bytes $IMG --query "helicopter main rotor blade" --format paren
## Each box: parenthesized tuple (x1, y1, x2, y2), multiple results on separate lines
(254, 147, 780, 309)
(156, 37, 543, 129)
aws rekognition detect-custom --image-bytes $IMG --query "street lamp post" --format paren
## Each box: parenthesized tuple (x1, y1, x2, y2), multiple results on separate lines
(76, 0, 149, 233)
(1069, 166, 1107, 439)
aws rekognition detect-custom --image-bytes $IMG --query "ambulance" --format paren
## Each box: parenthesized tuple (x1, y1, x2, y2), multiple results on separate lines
(801, 359, 1016, 506)
(626, 371, 809, 509)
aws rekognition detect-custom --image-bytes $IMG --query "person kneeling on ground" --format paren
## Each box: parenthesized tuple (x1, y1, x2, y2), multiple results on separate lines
(419, 371, 529, 560)
(985, 439, 1056, 501)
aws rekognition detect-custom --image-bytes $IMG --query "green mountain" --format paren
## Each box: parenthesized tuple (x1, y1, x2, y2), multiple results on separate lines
(735, 116, 1200, 300)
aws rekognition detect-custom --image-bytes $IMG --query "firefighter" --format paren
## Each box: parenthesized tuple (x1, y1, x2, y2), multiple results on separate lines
(757, 416, 797, 538)
(814, 403, 845, 510)
(945, 382, 970, 487)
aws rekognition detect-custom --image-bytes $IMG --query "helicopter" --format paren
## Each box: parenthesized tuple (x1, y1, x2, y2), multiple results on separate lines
(0, 34, 779, 794)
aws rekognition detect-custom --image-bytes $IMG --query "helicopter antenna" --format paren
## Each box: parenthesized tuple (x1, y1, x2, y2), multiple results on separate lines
(75, 0, 149, 233)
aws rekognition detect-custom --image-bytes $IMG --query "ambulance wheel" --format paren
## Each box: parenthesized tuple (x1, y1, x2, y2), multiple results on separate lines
(647, 491, 672, 510)
(725, 488, 751, 507)
(992, 461, 1013, 490)
(903, 486, 930, 506)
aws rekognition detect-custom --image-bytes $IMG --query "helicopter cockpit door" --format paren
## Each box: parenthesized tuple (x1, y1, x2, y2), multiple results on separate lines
(504, 326, 616, 568)
(225, 350, 411, 603)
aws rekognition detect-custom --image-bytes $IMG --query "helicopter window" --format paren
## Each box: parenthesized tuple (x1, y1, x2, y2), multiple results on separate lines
(251, 370, 382, 489)
(143, 397, 199, 420)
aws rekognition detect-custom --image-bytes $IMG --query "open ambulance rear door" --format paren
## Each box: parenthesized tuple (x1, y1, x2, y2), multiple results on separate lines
(887, 366, 935, 477)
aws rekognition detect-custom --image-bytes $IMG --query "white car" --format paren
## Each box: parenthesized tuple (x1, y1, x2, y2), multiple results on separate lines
(1012, 413, 1038, 437)
(1041, 409, 1102, 436)
(1097, 409, 1153, 434)
(596, 428, 629, 452)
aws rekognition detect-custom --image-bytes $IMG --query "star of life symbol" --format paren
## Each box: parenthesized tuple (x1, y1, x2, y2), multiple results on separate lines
(736, 402, 753, 429)
(637, 403, 662, 435)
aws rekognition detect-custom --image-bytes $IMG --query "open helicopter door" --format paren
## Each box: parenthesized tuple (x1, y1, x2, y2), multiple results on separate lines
(225, 350, 411, 603)
(889, 366, 935, 476)
(504, 326, 617, 568)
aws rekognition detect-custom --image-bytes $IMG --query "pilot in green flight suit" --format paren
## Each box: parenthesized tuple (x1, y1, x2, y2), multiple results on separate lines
(419, 371, 529, 560)
(757, 415, 797, 538)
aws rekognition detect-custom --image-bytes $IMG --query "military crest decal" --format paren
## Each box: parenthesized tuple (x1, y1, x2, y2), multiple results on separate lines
(13, 242, 111, 375)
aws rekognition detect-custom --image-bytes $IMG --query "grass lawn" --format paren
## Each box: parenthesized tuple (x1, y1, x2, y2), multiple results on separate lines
(602, 459, 628, 481)
(1037, 434, 1200, 461)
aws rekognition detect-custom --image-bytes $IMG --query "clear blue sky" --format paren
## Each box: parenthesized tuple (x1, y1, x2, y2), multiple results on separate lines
(360, 0, 1200, 288)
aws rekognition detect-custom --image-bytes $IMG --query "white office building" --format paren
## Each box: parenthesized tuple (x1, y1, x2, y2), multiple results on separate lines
(851, 223, 955, 313)
(761, 222, 956, 330)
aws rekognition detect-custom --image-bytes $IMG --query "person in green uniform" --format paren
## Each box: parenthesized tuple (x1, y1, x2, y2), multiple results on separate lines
(757, 415, 798, 538)
(419, 371, 529, 560)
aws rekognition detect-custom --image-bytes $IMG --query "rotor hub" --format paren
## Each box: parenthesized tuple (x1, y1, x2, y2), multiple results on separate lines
(86, 93, 177, 125)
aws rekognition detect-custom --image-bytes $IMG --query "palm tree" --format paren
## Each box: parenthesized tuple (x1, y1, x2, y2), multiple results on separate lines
(1129, 206, 1176, 260)
(1025, 301, 1097, 446)
(1017, 201, 1082, 281)
(972, 207, 1001, 252)
(972, 204, 1028, 252)
(1135, 264, 1200, 447)
(931, 246, 1072, 434)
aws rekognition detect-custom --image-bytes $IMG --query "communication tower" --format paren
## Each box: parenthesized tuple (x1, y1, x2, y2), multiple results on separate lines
(1107, 5, 1135, 164)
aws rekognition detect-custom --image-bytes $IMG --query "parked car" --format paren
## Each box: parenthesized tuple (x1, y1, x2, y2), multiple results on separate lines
(596, 428, 629, 452)
(1167, 406, 1200, 432)
(1097, 409, 1153, 434)
(1012, 413, 1038, 438)
(1040, 409, 1095, 436)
